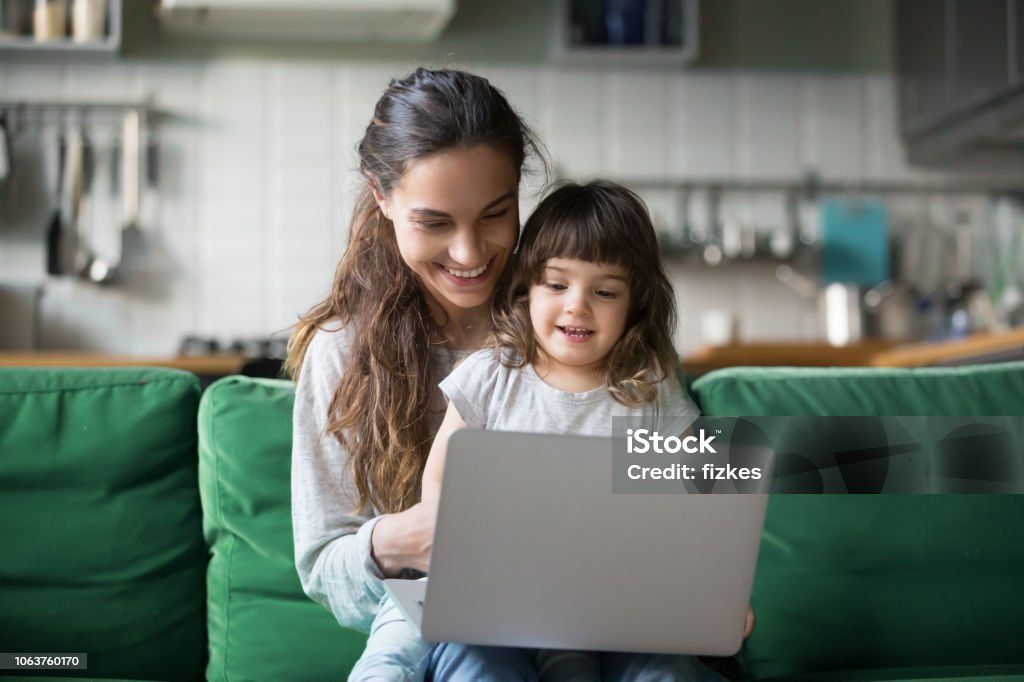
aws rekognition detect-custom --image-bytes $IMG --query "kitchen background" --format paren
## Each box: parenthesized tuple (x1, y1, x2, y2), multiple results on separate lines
(1, 0, 1023, 369)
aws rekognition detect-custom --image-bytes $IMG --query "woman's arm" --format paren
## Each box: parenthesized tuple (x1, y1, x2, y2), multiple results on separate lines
(292, 325, 445, 633)
(421, 401, 467, 502)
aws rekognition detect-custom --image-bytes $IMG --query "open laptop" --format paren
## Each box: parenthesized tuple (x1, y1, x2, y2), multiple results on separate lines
(385, 429, 771, 657)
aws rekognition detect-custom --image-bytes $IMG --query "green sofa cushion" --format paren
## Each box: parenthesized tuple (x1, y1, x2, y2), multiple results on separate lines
(0, 368, 206, 681)
(691, 363, 1024, 680)
(198, 376, 366, 682)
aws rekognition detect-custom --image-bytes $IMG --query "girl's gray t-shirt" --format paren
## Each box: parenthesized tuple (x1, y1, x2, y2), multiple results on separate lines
(439, 348, 700, 438)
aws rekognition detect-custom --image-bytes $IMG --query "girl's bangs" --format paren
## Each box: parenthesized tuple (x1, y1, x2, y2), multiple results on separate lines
(526, 211, 630, 278)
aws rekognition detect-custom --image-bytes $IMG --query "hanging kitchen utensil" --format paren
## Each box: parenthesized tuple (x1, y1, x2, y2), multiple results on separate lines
(89, 109, 140, 284)
(45, 130, 66, 275)
(62, 126, 84, 275)
(819, 197, 890, 286)
(0, 111, 12, 188)
(73, 120, 96, 278)
(701, 186, 724, 266)
(118, 108, 144, 271)
(771, 190, 798, 258)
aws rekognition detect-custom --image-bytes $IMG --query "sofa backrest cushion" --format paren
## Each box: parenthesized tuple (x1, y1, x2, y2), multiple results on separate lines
(690, 363, 1024, 679)
(198, 376, 366, 682)
(0, 368, 207, 681)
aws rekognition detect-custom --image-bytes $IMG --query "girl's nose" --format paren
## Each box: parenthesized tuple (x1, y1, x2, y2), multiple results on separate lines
(565, 290, 590, 316)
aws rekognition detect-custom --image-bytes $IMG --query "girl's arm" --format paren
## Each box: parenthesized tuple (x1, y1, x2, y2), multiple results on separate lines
(421, 401, 467, 501)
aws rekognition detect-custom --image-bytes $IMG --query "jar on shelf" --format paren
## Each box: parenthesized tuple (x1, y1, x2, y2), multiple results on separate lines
(32, 0, 67, 41)
(71, 0, 105, 42)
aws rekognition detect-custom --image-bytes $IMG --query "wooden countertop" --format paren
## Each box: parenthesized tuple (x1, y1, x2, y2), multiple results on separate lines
(680, 341, 899, 375)
(680, 327, 1024, 373)
(0, 352, 248, 375)
(869, 327, 1024, 367)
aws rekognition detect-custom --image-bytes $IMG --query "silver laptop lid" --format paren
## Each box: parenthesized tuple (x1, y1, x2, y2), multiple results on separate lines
(423, 429, 769, 656)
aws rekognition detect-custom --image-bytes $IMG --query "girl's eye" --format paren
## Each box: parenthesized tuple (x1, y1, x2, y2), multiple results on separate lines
(414, 221, 448, 230)
(483, 209, 509, 220)
(596, 290, 617, 299)
(545, 282, 567, 291)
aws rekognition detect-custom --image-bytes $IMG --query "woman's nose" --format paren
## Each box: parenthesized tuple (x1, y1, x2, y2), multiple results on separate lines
(449, 227, 483, 265)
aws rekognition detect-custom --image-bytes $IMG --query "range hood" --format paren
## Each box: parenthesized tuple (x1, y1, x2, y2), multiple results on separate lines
(158, 0, 456, 43)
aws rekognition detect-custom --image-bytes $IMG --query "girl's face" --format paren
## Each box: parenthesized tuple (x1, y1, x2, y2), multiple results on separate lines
(529, 257, 631, 378)
(376, 145, 519, 323)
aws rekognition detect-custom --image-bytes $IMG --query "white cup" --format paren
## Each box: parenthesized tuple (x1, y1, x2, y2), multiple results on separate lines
(71, 0, 104, 42)
(701, 310, 738, 347)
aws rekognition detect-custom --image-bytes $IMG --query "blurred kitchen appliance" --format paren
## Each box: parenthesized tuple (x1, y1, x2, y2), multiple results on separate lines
(157, 0, 455, 42)
(0, 281, 42, 350)
(776, 265, 868, 347)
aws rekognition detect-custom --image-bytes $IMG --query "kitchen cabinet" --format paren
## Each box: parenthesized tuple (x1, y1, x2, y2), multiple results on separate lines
(950, 0, 1010, 108)
(551, 0, 699, 67)
(895, 0, 948, 137)
(895, 0, 1024, 165)
(1017, 0, 1024, 85)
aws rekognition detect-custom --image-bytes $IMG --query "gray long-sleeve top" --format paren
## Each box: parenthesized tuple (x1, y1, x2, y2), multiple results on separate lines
(290, 323, 461, 633)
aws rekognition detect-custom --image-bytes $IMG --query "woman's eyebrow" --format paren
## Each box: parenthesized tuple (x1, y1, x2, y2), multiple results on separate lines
(409, 190, 515, 218)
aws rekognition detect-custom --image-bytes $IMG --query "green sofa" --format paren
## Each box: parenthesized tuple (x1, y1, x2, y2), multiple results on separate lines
(2, 363, 1023, 681)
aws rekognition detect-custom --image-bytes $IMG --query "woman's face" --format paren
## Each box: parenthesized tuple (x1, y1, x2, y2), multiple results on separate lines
(376, 145, 519, 321)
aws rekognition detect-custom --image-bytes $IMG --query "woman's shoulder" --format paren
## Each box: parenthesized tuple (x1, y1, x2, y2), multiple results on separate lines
(303, 320, 354, 365)
(295, 321, 355, 399)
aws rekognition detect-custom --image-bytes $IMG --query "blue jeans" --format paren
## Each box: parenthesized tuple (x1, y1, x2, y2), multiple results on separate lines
(426, 645, 727, 681)
(349, 593, 726, 681)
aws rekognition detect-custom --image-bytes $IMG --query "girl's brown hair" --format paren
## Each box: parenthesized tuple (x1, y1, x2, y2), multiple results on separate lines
(492, 180, 678, 406)
(286, 68, 542, 514)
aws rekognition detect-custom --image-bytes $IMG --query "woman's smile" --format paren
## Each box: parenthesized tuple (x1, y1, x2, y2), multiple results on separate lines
(437, 255, 497, 286)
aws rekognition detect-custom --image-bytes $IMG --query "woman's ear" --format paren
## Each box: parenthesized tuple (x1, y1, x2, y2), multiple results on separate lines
(369, 180, 391, 221)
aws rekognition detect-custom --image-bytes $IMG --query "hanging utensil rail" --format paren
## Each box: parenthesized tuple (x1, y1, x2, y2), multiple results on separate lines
(0, 99, 158, 126)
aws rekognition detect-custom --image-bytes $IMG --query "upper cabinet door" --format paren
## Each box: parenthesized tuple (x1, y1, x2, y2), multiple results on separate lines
(950, 0, 1012, 109)
(1015, 0, 1024, 86)
(895, 0, 950, 135)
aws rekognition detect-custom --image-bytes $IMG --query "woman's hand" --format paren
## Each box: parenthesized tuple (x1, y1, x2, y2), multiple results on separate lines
(743, 606, 755, 639)
(370, 498, 438, 577)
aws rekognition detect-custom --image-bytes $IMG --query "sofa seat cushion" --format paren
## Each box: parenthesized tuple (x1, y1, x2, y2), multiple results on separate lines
(752, 663, 1024, 681)
(691, 363, 1024, 680)
(0, 368, 206, 681)
(199, 376, 366, 682)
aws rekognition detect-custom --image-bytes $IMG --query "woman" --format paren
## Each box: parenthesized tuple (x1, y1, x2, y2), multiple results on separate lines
(288, 67, 735, 681)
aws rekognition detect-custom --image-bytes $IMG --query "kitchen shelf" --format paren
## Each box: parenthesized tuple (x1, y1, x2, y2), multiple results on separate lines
(602, 173, 1024, 197)
(0, 0, 121, 58)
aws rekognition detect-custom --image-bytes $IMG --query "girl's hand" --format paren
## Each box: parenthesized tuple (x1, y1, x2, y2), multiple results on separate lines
(370, 498, 439, 577)
(743, 606, 755, 639)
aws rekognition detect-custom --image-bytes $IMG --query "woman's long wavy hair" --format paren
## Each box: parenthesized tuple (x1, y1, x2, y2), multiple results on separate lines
(286, 68, 542, 514)
(492, 181, 678, 406)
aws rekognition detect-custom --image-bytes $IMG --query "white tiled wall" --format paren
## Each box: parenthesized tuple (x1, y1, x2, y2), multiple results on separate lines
(0, 59, 1009, 354)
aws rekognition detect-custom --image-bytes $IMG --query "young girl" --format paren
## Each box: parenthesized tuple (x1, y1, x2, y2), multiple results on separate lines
(350, 181, 720, 681)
